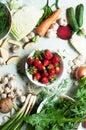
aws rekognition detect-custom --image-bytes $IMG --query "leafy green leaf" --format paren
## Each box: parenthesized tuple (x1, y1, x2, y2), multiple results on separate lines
(26, 124, 34, 130)
(37, 0, 59, 25)
(37, 5, 53, 25)
(55, 0, 59, 9)
(0, 3, 8, 38)
(32, 35, 39, 43)
(24, 77, 86, 130)
(33, 50, 44, 60)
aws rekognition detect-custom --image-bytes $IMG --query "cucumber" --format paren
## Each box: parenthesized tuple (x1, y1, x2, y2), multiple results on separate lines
(76, 4, 84, 27)
(67, 7, 79, 32)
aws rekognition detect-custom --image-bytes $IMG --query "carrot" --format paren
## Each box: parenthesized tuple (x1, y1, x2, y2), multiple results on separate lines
(36, 8, 61, 36)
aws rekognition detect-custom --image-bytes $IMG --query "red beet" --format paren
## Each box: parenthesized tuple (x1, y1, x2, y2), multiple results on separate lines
(82, 121, 86, 128)
(57, 25, 72, 40)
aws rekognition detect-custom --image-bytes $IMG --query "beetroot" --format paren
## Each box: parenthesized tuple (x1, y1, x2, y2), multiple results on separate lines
(82, 121, 86, 128)
(57, 25, 72, 40)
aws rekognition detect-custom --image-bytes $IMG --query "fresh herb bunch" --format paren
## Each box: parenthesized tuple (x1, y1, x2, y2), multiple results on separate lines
(0, 3, 8, 37)
(24, 77, 86, 130)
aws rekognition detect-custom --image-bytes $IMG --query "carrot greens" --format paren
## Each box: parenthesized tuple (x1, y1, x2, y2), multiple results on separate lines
(37, 0, 59, 25)
(55, 0, 59, 9)
(37, 4, 53, 26)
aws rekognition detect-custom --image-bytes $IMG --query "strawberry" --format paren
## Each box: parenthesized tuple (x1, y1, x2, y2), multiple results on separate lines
(27, 49, 63, 85)
(57, 25, 72, 40)
(41, 77, 49, 84)
(48, 75, 56, 83)
(52, 55, 60, 64)
(34, 50, 44, 60)
(43, 59, 50, 66)
(48, 68, 56, 75)
(37, 63, 45, 71)
(28, 66, 37, 74)
(33, 73, 41, 81)
(42, 70, 48, 77)
(27, 57, 33, 65)
(55, 67, 61, 74)
(33, 59, 41, 67)
(48, 74, 54, 80)
(47, 64, 54, 69)
(43, 50, 53, 60)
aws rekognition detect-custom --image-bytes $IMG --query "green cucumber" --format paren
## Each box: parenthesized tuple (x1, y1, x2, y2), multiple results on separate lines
(76, 4, 84, 27)
(67, 7, 79, 32)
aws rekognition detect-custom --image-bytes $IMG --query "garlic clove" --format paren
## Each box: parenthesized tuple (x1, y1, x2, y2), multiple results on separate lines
(27, 32, 35, 39)
(57, 18, 67, 26)
(1, 93, 7, 99)
(8, 92, 15, 99)
(1, 77, 8, 85)
(4, 87, 11, 94)
(23, 36, 29, 43)
(14, 89, 22, 96)
(18, 96, 26, 103)
(8, 74, 15, 81)
(46, 29, 57, 38)
(0, 87, 4, 94)
(11, 45, 20, 53)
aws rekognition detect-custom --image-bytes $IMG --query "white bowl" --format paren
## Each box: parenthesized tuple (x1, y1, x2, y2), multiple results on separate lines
(25, 49, 64, 87)
(37, 94, 74, 113)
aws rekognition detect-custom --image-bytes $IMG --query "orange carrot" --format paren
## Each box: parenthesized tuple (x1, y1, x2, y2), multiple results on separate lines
(36, 8, 61, 36)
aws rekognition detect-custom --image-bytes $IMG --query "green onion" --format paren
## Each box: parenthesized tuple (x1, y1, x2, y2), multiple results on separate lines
(1, 94, 36, 130)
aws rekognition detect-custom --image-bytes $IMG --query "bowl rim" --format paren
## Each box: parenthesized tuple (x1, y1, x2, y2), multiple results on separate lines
(37, 94, 74, 113)
(25, 49, 64, 87)
(0, 2, 12, 40)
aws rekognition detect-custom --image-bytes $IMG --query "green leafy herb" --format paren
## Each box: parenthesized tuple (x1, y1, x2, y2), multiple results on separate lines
(32, 35, 39, 43)
(24, 77, 86, 130)
(51, 0, 59, 9)
(6, 0, 23, 10)
(26, 124, 34, 130)
(37, 5, 53, 25)
(0, 3, 8, 38)
(50, 76, 56, 83)
(55, 0, 59, 9)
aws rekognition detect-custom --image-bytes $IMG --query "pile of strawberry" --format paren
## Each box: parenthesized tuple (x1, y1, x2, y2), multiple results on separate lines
(27, 49, 63, 84)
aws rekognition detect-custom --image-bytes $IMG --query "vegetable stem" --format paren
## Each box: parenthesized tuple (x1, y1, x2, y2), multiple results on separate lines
(47, 0, 49, 6)
(24, 95, 36, 116)
(36, 8, 61, 36)
(1, 94, 36, 130)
